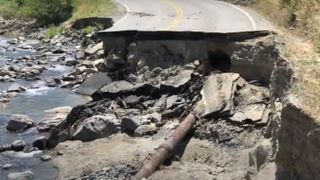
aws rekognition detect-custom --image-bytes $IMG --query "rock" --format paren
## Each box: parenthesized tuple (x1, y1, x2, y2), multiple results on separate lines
(65, 59, 79, 66)
(32, 136, 48, 150)
(7, 114, 35, 131)
(85, 42, 103, 55)
(166, 95, 179, 109)
(121, 117, 142, 133)
(52, 49, 65, 54)
(70, 66, 87, 76)
(195, 73, 240, 117)
(249, 139, 274, 171)
(75, 51, 85, 59)
(75, 73, 111, 96)
(230, 104, 267, 124)
(38, 106, 72, 132)
(7, 83, 25, 93)
(133, 124, 157, 137)
(123, 95, 142, 106)
(46, 77, 62, 87)
(160, 70, 193, 91)
(41, 155, 52, 161)
(2, 163, 12, 170)
(98, 80, 155, 98)
(8, 170, 34, 180)
(11, 140, 26, 151)
(72, 114, 120, 142)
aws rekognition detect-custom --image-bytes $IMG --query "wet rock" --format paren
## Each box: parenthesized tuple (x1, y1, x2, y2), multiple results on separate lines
(121, 117, 142, 133)
(65, 59, 79, 66)
(32, 136, 48, 150)
(7, 83, 25, 93)
(46, 77, 62, 87)
(7, 114, 35, 131)
(8, 170, 34, 180)
(195, 73, 239, 117)
(76, 73, 111, 96)
(75, 51, 85, 59)
(41, 155, 52, 161)
(2, 163, 12, 170)
(11, 140, 26, 151)
(38, 106, 72, 132)
(133, 124, 157, 137)
(72, 114, 120, 142)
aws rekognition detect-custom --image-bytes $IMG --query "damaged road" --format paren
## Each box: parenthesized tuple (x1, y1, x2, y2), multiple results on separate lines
(40, 30, 294, 180)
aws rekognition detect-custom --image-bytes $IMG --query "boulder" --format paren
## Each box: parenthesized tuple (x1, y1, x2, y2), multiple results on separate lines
(38, 106, 72, 132)
(32, 136, 48, 150)
(11, 140, 26, 151)
(76, 73, 111, 96)
(7, 114, 35, 131)
(195, 73, 239, 117)
(72, 114, 120, 142)
(46, 77, 62, 87)
(8, 170, 34, 180)
(7, 83, 25, 93)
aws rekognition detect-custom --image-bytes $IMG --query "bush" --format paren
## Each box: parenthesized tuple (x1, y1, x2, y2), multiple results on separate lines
(23, 0, 73, 25)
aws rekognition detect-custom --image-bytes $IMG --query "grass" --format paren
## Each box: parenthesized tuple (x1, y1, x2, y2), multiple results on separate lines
(249, 0, 320, 116)
(71, 0, 116, 20)
(45, 25, 64, 38)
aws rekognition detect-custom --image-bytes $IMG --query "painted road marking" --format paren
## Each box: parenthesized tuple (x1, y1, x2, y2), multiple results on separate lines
(160, 0, 184, 31)
(216, 1, 257, 31)
(113, 0, 130, 25)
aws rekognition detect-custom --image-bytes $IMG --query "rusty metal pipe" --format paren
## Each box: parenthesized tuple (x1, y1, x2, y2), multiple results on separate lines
(133, 113, 196, 180)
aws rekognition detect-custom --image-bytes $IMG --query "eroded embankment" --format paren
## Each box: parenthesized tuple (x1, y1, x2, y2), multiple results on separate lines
(45, 30, 319, 179)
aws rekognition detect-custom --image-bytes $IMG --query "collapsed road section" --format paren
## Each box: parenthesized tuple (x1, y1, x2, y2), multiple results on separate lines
(42, 30, 319, 179)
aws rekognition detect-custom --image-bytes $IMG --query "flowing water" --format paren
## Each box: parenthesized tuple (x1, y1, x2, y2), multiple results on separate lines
(0, 36, 91, 179)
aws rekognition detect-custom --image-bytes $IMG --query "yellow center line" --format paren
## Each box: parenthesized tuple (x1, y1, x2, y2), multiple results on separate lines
(160, 0, 184, 31)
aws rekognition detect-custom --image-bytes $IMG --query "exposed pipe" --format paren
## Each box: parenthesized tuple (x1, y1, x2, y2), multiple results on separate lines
(132, 113, 196, 180)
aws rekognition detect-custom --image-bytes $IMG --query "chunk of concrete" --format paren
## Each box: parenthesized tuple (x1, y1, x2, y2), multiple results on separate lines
(98, 80, 154, 98)
(76, 73, 112, 96)
(230, 104, 267, 124)
(160, 70, 193, 91)
(195, 73, 239, 117)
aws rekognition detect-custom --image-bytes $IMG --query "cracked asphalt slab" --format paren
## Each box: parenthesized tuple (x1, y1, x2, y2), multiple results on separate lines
(106, 0, 274, 32)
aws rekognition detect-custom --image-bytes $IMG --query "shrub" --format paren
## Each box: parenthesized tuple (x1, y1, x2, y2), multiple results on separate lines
(23, 0, 73, 25)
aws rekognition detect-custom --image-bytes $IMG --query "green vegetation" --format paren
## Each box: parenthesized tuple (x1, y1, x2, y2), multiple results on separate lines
(71, 0, 116, 20)
(45, 25, 64, 38)
(0, 0, 116, 25)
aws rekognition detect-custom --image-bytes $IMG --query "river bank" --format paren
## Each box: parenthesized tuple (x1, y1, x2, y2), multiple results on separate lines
(0, 16, 114, 179)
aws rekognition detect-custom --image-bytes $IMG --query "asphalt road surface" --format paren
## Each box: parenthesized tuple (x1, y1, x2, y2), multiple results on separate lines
(106, 0, 273, 32)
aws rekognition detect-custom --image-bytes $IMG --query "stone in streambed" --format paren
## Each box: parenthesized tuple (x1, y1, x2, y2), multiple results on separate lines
(7, 114, 35, 132)
(8, 170, 34, 180)
(7, 83, 25, 93)
(11, 140, 26, 151)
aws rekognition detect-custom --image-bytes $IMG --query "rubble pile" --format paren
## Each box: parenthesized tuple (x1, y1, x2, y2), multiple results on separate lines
(47, 53, 272, 149)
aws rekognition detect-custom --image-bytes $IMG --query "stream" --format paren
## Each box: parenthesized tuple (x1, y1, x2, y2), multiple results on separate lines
(0, 35, 91, 179)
